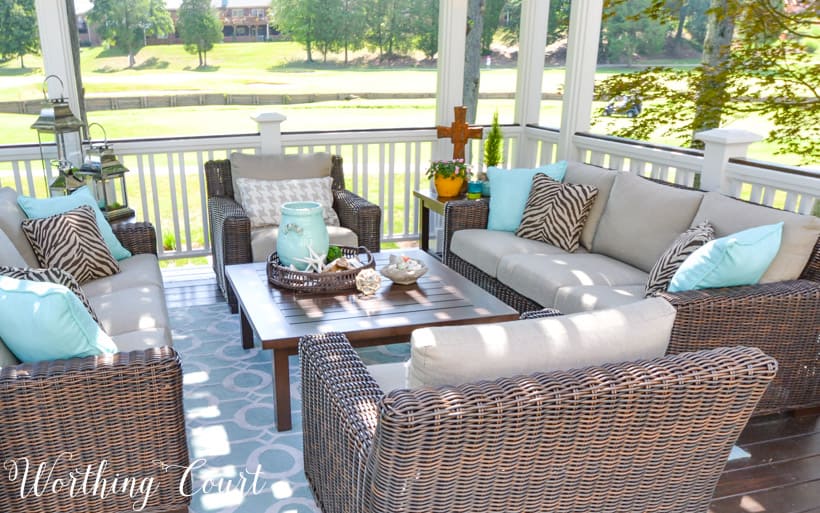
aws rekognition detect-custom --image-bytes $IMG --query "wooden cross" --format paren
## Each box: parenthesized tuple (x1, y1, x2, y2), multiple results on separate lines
(436, 106, 483, 161)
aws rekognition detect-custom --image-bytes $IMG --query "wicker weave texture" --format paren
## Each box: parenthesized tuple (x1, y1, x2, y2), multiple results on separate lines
(267, 246, 374, 292)
(0, 347, 190, 513)
(112, 222, 157, 255)
(300, 333, 776, 513)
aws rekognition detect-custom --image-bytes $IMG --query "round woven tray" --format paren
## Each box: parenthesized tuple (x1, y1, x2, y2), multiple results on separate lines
(266, 246, 375, 292)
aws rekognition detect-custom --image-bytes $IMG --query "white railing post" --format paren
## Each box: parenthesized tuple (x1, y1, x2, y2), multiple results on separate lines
(695, 128, 763, 193)
(514, 0, 550, 168)
(251, 112, 287, 154)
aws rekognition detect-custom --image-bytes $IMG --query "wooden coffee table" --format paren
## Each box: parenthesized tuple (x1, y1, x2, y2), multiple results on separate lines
(225, 249, 518, 431)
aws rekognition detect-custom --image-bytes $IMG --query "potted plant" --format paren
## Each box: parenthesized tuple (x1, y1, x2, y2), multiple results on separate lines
(426, 159, 471, 197)
(481, 112, 503, 196)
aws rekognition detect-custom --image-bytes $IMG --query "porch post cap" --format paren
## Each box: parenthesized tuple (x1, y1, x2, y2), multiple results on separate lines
(251, 112, 287, 123)
(695, 128, 762, 145)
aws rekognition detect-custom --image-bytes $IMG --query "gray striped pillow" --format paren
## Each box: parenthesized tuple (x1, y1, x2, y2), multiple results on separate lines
(645, 221, 715, 296)
(540, 183, 599, 252)
(21, 205, 119, 285)
(0, 266, 100, 323)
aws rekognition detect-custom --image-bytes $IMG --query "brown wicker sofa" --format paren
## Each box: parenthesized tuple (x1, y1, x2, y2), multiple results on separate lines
(300, 329, 776, 513)
(205, 153, 381, 313)
(440, 163, 819, 416)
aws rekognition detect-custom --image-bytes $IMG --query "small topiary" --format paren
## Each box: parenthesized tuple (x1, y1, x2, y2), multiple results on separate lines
(484, 111, 503, 168)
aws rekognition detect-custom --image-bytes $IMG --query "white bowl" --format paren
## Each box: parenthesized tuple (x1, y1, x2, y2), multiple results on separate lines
(380, 255, 428, 285)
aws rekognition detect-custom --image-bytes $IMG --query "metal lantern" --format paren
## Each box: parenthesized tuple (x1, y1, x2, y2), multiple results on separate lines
(76, 123, 135, 222)
(31, 75, 85, 197)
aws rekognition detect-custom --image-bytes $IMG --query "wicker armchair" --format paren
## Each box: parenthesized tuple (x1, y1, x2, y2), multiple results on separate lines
(205, 155, 381, 313)
(300, 333, 776, 513)
(441, 199, 819, 416)
(0, 225, 190, 513)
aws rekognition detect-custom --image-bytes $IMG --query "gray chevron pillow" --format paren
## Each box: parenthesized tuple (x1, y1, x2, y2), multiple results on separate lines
(0, 265, 99, 322)
(645, 220, 715, 296)
(21, 205, 119, 285)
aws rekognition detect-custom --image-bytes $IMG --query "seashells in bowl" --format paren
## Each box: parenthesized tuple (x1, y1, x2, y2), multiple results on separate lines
(380, 254, 428, 285)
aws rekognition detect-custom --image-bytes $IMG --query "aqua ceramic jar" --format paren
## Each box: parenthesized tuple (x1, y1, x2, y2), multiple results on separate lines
(277, 201, 330, 270)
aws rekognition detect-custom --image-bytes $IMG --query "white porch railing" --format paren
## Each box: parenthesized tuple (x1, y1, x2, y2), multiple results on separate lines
(0, 125, 816, 261)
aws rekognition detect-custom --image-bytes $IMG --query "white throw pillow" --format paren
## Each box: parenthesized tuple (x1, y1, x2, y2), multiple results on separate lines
(235, 176, 340, 229)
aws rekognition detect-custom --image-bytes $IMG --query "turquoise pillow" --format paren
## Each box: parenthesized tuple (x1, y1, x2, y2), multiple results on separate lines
(669, 222, 784, 292)
(0, 276, 117, 362)
(17, 186, 131, 261)
(487, 161, 568, 232)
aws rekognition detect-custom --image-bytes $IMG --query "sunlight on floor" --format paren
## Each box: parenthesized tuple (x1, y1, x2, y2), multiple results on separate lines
(191, 425, 232, 458)
(740, 495, 766, 512)
(184, 370, 210, 385)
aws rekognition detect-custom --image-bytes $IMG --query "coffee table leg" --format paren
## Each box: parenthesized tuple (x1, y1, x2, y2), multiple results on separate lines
(420, 201, 430, 252)
(272, 349, 292, 431)
(239, 307, 254, 350)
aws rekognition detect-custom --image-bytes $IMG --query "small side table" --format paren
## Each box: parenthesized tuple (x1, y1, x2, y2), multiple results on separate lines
(413, 189, 466, 257)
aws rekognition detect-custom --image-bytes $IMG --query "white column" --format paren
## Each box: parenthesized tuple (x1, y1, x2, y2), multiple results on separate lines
(252, 112, 287, 154)
(696, 128, 763, 193)
(514, 0, 549, 167)
(435, 0, 468, 160)
(558, 0, 604, 162)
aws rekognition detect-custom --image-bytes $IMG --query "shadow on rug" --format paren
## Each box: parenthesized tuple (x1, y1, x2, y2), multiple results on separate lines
(170, 303, 409, 513)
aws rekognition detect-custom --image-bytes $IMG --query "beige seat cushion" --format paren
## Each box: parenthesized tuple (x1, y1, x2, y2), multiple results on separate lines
(450, 229, 570, 278)
(250, 225, 358, 262)
(563, 162, 618, 250)
(89, 285, 169, 338)
(367, 361, 410, 394)
(692, 191, 820, 282)
(111, 327, 172, 352)
(82, 254, 164, 297)
(0, 228, 27, 268)
(0, 187, 38, 266)
(497, 252, 648, 308)
(553, 284, 645, 314)
(230, 152, 332, 202)
(592, 173, 704, 272)
(407, 297, 676, 388)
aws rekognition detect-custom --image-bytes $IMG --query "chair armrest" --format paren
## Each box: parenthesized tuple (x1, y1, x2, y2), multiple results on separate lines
(113, 222, 157, 255)
(659, 279, 820, 414)
(0, 347, 191, 511)
(333, 189, 382, 253)
(299, 333, 381, 513)
(519, 308, 563, 320)
(442, 199, 489, 263)
(208, 195, 252, 265)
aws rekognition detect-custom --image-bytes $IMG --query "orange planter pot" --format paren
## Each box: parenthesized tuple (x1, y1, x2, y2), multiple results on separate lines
(434, 176, 464, 197)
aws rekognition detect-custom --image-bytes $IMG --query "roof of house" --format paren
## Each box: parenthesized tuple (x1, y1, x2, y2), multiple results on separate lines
(74, 0, 268, 15)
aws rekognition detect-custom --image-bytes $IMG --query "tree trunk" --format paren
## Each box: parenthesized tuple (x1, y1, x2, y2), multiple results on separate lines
(344, 43, 348, 64)
(306, 39, 313, 62)
(128, 52, 136, 68)
(691, 0, 735, 147)
(203, 51, 207, 67)
(463, 0, 484, 123)
(19, 55, 24, 68)
(672, 2, 688, 56)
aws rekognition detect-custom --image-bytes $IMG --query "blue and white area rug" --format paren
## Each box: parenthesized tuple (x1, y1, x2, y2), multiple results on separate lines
(170, 304, 409, 513)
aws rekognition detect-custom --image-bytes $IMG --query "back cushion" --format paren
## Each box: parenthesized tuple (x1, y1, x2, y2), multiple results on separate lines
(563, 162, 617, 250)
(692, 191, 820, 282)
(408, 297, 676, 388)
(230, 152, 332, 202)
(592, 174, 704, 272)
(0, 187, 38, 266)
(0, 228, 26, 268)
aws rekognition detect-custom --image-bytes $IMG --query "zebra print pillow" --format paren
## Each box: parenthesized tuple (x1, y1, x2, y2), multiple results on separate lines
(515, 174, 562, 240)
(644, 220, 715, 296)
(21, 205, 119, 285)
(539, 183, 599, 252)
(0, 266, 99, 323)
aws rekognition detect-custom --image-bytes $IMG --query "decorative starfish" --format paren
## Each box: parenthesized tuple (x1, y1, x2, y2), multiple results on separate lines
(293, 245, 327, 273)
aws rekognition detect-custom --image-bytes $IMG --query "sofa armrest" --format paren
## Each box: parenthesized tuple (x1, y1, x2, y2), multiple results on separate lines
(659, 279, 820, 414)
(442, 199, 489, 263)
(113, 222, 157, 255)
(333, 189, 382, 253)
(0, 347, 191, 512)
(299, 332, 381, 513)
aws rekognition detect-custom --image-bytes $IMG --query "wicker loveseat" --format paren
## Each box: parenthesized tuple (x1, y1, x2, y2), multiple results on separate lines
(300, 328, 776, 513)
(205, 153, 381, 312)
(441, 163, 819, 416)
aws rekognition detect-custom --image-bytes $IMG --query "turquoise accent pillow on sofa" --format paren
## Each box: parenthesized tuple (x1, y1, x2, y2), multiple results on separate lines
(0, 276, 117, 362)
(487, 161, 568, 232)
(669, 222, 784, 292)
(17, 186, 131, 261)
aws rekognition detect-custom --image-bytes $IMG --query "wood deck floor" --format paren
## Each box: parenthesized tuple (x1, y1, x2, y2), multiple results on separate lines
(162, 265, 820, 513)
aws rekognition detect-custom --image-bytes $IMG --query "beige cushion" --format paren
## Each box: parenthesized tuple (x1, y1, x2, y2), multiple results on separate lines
(235, 176, 339, 228)
(0, 188, 38, 266)
(112, 327, 172, 352)
(497, 252, 648, 308)
(0, 228, 26, 268)
(563, 162, 617, 250)
(450, 229, 569, 277)
(407, 297, 676, 388)
(692, 191, 820, 282)
(230, 152, 332, 202)
(553, 285, 645, 314)
(89, 285, 169, 337)
(367, 361, 410, 394)
(250, 225, 358, 262)
(82, 254, 164, 297)
(592, 173, 704, 272)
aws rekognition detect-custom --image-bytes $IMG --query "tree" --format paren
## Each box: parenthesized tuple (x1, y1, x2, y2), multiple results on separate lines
(482, 0, 504, 54)
(596, 0, 820, 165)
(410, 0, 438, 59)
(270, 0, 317, 62)
(500, 0, 572, 48)
(463, 0, 484, 123)
(484, 111, 503, 166)
(88, 0, 173, 67)
(601, 0, 672, 66)
(177, 0, 223, 67)
(0, 0, 38, 68)
(338, 0, 366, 64)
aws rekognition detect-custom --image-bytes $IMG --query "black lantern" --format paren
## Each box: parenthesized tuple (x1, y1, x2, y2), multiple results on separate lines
(76, 123, 135, 222)
(31, 75, 85, 196)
